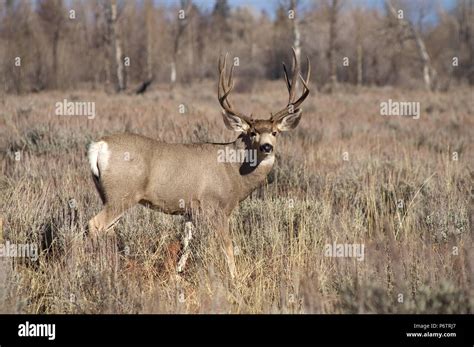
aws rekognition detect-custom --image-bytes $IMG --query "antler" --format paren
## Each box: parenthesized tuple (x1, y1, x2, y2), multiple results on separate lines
(270, 47, 311, 121)
(218, 53, 253, 124)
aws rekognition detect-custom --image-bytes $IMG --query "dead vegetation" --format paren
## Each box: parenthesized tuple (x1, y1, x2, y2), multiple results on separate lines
(0, 83, 472, 313)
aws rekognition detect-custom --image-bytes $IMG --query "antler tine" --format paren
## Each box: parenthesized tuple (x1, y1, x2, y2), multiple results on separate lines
(218, 54, 224, 98)
(288, 47, 299, 104)
(219, 53, 232, 109)
(304, 55, 311, 86)
(217, 53, 253, 123)
(228, 61, 235, 90)
(224, 62, 237, 110)
(291, 56, 311, 110)
(218, 53, 231, 108)
(282, 62, 291, 94)
(271, 50, 311, 121)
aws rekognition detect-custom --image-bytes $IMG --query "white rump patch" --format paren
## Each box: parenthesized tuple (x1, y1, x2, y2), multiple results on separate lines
(88, 141, 110, 177)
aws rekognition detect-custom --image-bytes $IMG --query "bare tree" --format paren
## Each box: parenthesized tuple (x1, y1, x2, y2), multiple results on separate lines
(0, 0, 467, 91)
(289, 0, 301, 64)
(452, 0, 474, 84)
(133, 0, 155, 94)
(353, 8, 364, 86)
(170, 0, 192, 86)
(37, 0, 64, 89)
(327, 0, 340, 91)
(386, 0, 437, 91)
(145, 0, 154, 81)
(108, 0, 125, 92)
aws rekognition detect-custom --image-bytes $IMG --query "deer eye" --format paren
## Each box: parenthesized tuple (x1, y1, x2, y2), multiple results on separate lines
(272, 131, 277, 136)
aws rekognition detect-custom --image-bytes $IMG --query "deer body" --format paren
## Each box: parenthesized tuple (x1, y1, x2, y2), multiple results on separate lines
(88, 133, 274, 217)
(88, 48, 310, 278)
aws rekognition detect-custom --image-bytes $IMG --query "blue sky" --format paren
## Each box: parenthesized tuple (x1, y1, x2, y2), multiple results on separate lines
(160, 0, 457, 15)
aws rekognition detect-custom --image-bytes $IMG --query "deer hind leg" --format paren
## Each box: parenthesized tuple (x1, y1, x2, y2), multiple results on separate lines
(88, 201, 135, 270)
(88, 205, 124, 237)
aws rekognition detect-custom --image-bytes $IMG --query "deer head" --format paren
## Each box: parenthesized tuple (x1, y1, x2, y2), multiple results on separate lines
(218, 48, 310, 158)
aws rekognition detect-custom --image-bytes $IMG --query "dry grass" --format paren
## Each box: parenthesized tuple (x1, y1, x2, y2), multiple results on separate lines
(0, 82, 472, 313)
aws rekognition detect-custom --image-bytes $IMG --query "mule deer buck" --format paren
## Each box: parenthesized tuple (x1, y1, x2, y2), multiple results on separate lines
(87, 48, 310, 278)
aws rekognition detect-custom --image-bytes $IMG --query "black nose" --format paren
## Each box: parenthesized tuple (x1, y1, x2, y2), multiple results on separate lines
(260, 144, 273, 153)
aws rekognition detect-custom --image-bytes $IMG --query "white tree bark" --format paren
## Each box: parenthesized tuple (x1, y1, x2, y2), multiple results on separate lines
(386, 0, 437, 91)
(170, 61, 177, 84)
(110, 0, 125, 92)
(171, 0, 192, 86)
(290, 0, 301, 65)
(145, 0, 154, 81)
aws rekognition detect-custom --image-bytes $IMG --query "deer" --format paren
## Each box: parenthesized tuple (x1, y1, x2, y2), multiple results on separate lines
(87, 48, 310, 279)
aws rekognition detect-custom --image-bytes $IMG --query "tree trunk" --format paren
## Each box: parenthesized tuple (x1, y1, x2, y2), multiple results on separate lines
(170, 60, 177, 85)
(409, 23, 436, 91)
(328, 0, 339, 90)
(354, 9, 363, 86)
(290, 0, 301, 64)
(356, 43, 363, 86)
(386, 0, 437, 91)
(171, 0, 192, 86)
(52, 30, 59, 89)
(145, 0, 153, 80)
(110, 0, 125, 92)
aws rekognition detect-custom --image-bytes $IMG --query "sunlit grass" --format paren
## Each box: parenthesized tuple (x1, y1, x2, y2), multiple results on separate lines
(0, 83, 472, 313)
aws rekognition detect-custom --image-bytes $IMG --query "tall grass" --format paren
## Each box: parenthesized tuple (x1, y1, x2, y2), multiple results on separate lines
(0, 83, 472, 313)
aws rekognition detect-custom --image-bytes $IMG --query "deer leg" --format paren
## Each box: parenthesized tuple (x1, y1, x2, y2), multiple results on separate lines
(88, 203, 132, 270)
(88, 206, 124, 237)
(176, 221, 194, 273)
(217, 216, 236, 279)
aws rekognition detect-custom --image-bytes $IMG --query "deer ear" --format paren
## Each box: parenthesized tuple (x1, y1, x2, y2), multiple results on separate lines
(222, 110, 251, 132)
(275, 110, 302, 132)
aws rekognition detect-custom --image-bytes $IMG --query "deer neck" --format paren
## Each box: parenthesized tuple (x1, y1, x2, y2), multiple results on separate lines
(229, 134, 275, 197)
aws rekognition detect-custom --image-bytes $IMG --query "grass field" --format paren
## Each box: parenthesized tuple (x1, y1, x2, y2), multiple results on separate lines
(0, 82, 472, 313)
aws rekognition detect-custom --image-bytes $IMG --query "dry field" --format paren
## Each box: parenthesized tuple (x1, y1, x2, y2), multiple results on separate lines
(0, 82, 472, 313)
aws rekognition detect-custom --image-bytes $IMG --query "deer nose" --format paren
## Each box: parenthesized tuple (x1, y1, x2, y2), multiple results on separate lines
(260, 143, 273, 153)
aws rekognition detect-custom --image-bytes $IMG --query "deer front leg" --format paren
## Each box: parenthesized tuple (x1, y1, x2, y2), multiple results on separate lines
(216, 216, 236, 279)
(177, 221, 194, 273)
